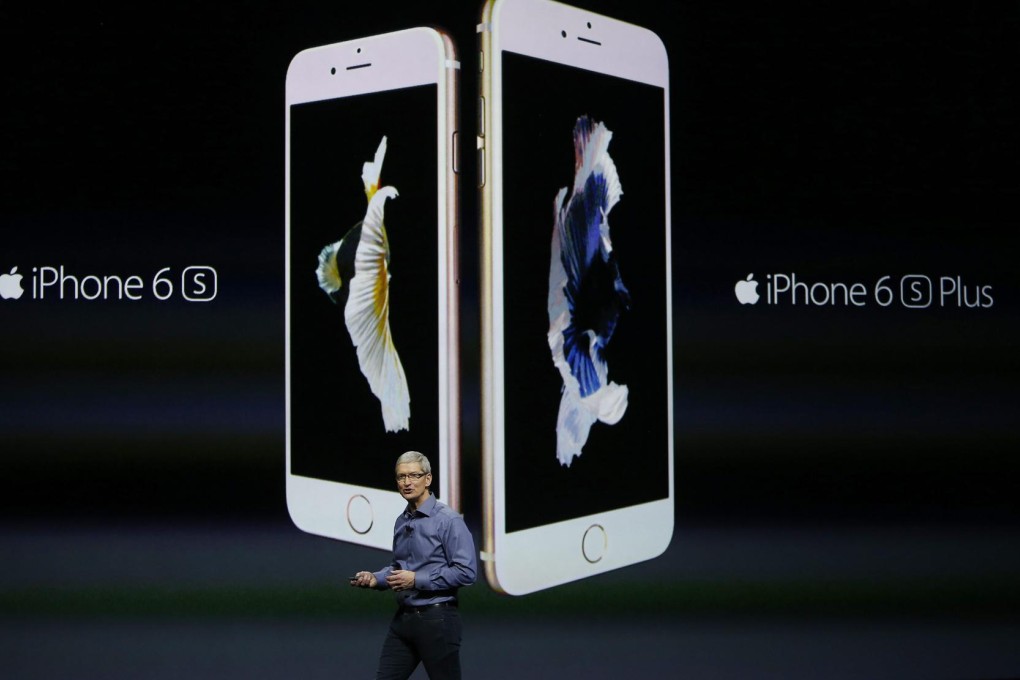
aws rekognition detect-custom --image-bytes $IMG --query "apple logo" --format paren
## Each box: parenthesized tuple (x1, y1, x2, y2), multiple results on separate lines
(0, 266, 25, 300)
(734, 273, 759, 305)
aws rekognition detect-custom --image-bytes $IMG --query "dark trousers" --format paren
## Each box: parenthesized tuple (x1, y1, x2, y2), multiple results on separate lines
(375, 606, 462, 680)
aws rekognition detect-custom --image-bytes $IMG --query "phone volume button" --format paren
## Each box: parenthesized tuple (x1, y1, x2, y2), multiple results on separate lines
(451, 131, 459, 174)
(477, 139, 485, 189)
(478, 96, 485, 138)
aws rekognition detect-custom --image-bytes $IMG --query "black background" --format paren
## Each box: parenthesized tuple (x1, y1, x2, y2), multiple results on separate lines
(2, 1, 1019, 678)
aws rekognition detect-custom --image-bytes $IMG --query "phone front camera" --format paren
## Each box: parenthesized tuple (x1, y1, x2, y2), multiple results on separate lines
(561, 30, 566, 38)
(357, 47, 362, 54)
(587, 22, 592, 29)
(330, 67, 336, 75)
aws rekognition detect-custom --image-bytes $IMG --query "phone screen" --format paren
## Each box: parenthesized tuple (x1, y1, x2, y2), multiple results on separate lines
(289, 83, 440, 494)
(500, 52, 669, 532)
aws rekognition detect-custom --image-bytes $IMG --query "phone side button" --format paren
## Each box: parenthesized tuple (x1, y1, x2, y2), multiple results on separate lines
(452, 131, 459, 174)
(582, 524, 607, 564)
(346, 494, 374, 535)
(478, 96, 485, 137)
(477, 138, 485, 188)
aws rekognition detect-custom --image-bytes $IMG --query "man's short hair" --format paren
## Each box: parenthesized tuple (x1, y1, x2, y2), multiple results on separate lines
(395, 450, 431, 475)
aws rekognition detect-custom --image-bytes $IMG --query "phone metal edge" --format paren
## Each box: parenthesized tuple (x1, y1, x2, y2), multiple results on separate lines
(478, 0, 503, 592)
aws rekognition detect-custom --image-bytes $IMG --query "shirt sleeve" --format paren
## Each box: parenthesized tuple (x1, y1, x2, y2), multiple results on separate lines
(414, 512, 477, 591)
(373, 524, 400, 590)
(372, 564, 394, 590)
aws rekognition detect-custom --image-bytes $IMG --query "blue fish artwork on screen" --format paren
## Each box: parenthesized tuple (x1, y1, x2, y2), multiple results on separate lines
(315, 137, 411, 432)
(547, 116, 631, 466)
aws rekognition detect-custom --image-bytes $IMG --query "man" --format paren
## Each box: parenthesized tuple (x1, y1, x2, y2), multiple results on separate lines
(351, 451, 477, 680)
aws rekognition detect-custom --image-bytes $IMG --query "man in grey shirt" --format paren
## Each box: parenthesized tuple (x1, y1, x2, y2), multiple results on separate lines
(351, 451, 477, 680)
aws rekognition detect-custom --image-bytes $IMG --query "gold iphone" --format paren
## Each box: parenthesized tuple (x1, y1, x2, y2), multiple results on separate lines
(479, 0, 673, 593)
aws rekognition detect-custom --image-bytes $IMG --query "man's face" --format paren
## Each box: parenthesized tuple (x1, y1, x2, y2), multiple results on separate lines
(395, 462, 431, 507)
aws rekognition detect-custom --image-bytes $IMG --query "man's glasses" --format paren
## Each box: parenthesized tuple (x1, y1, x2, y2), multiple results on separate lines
(396, 472, 427, 482)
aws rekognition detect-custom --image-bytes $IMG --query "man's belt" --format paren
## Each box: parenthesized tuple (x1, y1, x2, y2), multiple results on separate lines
(398, 600, 458, 614)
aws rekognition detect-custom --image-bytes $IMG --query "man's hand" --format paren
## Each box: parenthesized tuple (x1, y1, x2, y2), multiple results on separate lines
(386, 569, 416, 591)
(350, 571, 378, 588)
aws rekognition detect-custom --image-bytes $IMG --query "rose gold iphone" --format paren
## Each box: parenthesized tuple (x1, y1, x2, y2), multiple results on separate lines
(286, 28, 460, 549)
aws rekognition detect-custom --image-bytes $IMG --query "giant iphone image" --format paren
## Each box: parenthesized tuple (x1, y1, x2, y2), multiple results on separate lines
(480, 0, 673, 593)
(286, 29, 459, 549)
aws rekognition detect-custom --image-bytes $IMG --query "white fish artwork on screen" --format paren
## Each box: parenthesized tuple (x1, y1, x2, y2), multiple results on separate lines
(547, 116, 631, 466)
(315, 137, 411, 432)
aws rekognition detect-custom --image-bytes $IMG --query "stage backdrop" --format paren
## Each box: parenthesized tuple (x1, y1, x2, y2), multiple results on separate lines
(2, 2, 1018, 678)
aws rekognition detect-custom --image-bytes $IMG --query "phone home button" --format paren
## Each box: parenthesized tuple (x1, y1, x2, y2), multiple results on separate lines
(581, 524, 607, 563)
(346, 494, 374, 535)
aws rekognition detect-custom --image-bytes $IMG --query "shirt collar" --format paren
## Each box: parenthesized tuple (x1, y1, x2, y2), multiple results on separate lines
(407, 493, 438, 517)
